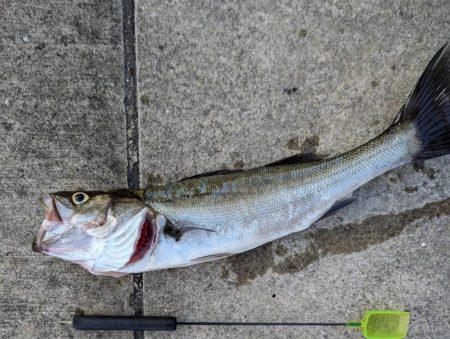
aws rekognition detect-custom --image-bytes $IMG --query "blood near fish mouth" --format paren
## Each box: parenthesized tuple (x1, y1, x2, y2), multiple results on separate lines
(127, 215, 157, 265)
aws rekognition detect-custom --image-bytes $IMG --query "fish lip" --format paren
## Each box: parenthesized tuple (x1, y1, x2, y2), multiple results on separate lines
(34, 194, 64, 252)
(46, 194, 63, 222)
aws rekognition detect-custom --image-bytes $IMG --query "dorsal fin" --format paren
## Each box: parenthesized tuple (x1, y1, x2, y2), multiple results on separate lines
(265, 153, 326, 167)
(177, 152, 326, 182)
(177, 169, 244, 182)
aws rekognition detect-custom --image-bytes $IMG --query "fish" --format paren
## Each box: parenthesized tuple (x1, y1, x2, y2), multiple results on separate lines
(33, 45, 450, 277)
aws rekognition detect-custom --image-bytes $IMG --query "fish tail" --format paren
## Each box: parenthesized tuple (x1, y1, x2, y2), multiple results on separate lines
(397, 44, 450, 161)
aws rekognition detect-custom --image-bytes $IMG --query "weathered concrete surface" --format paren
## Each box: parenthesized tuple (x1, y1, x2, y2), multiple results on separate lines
(136, 1, 450, 338)
(0, 1, 133, 338)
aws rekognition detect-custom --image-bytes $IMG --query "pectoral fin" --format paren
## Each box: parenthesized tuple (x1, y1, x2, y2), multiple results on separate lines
(163, 219, 215, 241)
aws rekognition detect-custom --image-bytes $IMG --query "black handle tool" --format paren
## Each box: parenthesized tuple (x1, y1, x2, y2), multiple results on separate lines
(73, 315, 346, 331)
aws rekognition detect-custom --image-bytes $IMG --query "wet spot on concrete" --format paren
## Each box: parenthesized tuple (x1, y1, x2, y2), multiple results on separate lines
(226, 243, 274, 286)
(274, 244, 288, 256)
(286, 135, 319, 153)
(413, 162, 436, 180)
(140, 94, 150, 106)
(298, 29, 307, 38)
(147, 173, 163, 185)
(389, 176, 398, 183)
(226, 199, 449, 284)
(276, 198, 449, 274)
(233, 160, 244, 169)
(274, 248, 317, 274)
(286, 137, 300, 150)
(404, 186, 418, 193)
(88, 95, 105, 110)
(301, 135, 319, 154)
(220, 266, 230, 279)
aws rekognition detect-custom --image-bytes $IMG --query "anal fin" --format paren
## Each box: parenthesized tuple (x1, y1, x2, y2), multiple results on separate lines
(191, 253, 233, 263)
(318, 197, 356, 222)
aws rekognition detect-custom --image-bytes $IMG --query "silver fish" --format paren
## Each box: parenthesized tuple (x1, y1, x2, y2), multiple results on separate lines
(33, 45, 450, 276)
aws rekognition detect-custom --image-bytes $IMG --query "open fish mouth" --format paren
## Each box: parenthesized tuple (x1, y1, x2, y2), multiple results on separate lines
(32, 195, 64, 253)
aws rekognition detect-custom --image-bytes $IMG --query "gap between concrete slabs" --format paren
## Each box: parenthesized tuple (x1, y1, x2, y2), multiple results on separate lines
(121, 1, 144, 339)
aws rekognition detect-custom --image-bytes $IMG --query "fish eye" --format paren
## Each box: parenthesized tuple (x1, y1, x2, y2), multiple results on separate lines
(72, 192, 89, 205)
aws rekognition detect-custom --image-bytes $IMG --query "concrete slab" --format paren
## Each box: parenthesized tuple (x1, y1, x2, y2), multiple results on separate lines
(0, 1, 133, 338)
(136, 1, 450, 338)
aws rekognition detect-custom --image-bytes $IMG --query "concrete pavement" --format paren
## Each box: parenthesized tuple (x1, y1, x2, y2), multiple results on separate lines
(0, 1, 448, 338)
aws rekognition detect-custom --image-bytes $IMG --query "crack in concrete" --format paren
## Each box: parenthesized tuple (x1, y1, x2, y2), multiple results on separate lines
(225, 198, 450, 285)
(121, 1, 143, 338)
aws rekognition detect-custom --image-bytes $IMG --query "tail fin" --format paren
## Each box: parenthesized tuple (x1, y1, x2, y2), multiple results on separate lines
(398, 44, 450, 161)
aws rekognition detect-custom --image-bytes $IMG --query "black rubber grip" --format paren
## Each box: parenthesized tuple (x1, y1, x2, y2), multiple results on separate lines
(73, 316, 177, 331)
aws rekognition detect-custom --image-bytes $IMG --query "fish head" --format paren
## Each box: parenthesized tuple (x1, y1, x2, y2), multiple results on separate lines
(33, 190, 157, 276)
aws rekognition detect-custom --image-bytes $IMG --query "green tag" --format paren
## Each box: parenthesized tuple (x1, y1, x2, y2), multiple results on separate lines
(347, 310, 410, 339)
